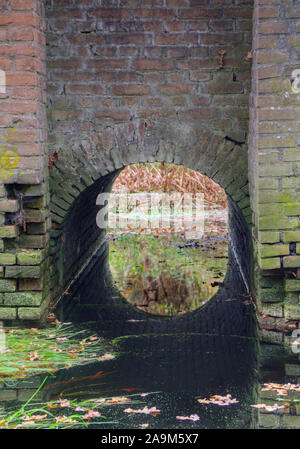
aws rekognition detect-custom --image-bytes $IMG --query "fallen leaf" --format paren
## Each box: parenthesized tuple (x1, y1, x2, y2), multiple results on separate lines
(124, 406, 160, 416)
(106, 396, 130, 404)
(176, 414, 200, 422)
(55, 415, 77, 424)
(26, 351, 40, 361)
(83, 410, 101, 420)
(98, 353, 115, 361)
(250, 403, 285, 412)
(197, 394, 238, 406)
(58, 399, 71, 408)
(88, 336, 98, 341)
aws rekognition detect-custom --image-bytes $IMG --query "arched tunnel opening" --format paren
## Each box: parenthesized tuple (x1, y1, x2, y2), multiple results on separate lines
(46, 161, 259, 429)
(52, 161, 255, 339)
(107, 162, 229, 317)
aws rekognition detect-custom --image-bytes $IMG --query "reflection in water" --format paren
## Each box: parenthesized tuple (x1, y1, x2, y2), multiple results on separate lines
(108, 203, 228, 316)
(109, 233, 228, 316)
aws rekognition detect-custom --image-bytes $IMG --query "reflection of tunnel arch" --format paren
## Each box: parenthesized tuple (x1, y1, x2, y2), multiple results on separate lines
(50, 120, 253, 332)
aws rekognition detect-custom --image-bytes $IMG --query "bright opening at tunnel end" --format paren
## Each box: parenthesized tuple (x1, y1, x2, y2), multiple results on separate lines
(96, 192, 205, 240)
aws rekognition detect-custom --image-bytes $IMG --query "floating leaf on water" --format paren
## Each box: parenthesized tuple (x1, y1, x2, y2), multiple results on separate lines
(197, 394, 239, 406)
(261, 383, 300, 396)
(83, 410, 101, 420)
(250, 403, 286, 412)
(47, 403, 59, 409)
(124, 406, 160, 416)
(23, 414, 47, 421)
(88, 336, 99, 341)
(75, 406, 85, 412)
(176, 414, 200, 422)
(106, 396, 130, 404)
(57, 399, 71, 408)
(55, 415, 77, 424)
(98, 353, 115, 361)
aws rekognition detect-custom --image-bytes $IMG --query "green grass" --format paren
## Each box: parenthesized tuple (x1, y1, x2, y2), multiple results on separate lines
(0, 322, 115, 380)
(0, 376, 159, 429)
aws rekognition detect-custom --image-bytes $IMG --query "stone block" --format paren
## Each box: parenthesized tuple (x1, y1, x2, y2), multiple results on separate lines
(0, 253, 16, 265)
(0, 226, 18, 239)
(259, 231, 280, 243)
(283, 256, 300, 268)
(285, 279, 300, 292)
(0, 307, 16, 320)
(3, 292, 42, 306)
(5, 265, 40, 279)
(0, 200, 19, 213)
(17, 250, 44, 265)
(17, 297, 48, 320)
(0, 279, 16, 292)
(259, 244, 289, 258)
(284, 303, 300, 320)
(283, 230, 300, 242)
(259, 216, 298, 230)
(260, 258, 281, 270)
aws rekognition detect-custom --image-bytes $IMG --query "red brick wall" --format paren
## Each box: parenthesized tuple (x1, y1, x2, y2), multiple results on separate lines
(46, 0, 253, 146)
(0, 0, 50, 322)
(0, 0, 47, 184)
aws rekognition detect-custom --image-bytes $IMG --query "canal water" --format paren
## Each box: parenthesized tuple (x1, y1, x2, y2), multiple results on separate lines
(108, 202, 228, 316)
(0, 202, 299, 429)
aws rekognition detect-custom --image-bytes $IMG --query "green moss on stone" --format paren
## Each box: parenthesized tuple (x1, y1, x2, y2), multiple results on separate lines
(0, 253, 16, 265)
(0, 279, 16, 292)
(3, 292, 42, 306)
(0, 307, 16, 320)
(260, 257, 281, 270)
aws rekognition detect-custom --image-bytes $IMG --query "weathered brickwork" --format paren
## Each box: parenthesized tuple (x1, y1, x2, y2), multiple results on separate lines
(250, 0, 300, 327)
(45, 0, 253, 305)
(0, 0, 298, 328)
(0, 0, 50, 322)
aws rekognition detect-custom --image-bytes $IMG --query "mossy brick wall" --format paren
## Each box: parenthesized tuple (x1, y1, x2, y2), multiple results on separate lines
(0, 0, 50, 322)
(250, 0, 300, 325)
(0, 0, 299, 326)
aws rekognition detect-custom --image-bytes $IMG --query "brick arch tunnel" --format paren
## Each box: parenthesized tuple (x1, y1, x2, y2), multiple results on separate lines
(44, 0, 254, 331)
(1, 0, 300, 330)
(49, 118, 253, 335)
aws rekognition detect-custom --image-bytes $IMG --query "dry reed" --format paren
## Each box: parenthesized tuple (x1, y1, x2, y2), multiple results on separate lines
(112, 163, 227, 208)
